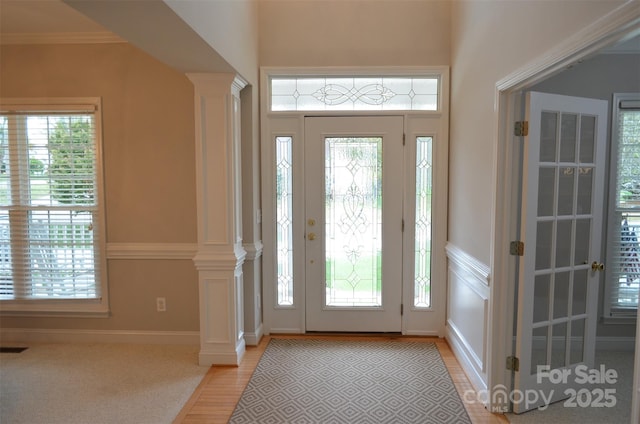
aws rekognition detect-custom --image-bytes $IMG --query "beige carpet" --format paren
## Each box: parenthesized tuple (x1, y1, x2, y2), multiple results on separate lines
(507, 350, 634, 424)
(0, 343, 208, 424)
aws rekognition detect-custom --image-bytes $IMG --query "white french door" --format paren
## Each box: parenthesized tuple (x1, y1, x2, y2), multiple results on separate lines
(513, 92, 608, 413)
(304, 116, 404, 332)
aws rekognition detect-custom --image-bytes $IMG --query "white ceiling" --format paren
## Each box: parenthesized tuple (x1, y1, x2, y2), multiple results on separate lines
(0, 0, 108, 34)
(0, 0, 638, 52)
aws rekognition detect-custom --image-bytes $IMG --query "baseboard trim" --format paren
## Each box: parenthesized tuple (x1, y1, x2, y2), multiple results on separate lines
(244, 324, 264, 346)
(268, 328, 304, 334)
(0, 328, 199, 345)
(596, 336, 636, 351)
(403, 330, 442, 337)
(446, 323, 488, 395)
(199, 341, 246, 366)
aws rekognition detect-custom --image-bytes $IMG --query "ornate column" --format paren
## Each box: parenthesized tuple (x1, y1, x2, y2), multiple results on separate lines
(188, 73, 247, 366)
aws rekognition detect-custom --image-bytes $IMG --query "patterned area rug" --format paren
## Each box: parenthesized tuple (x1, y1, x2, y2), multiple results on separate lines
(229, 338, 472, 423)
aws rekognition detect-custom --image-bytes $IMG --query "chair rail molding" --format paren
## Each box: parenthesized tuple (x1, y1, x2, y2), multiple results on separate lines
(106, 242, 197, 260)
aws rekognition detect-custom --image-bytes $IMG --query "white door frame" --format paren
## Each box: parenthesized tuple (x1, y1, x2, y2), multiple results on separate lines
(260, 67, 450, 337)
(489, 2, 640, 415)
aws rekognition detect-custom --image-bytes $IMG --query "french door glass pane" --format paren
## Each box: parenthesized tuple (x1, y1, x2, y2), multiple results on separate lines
(572, 270, 588, 315)
(557, 168, 575, 216)
(537, 167, 556, 217)
(540, 111, 558, 162)
(531, 325, 548, 375)
(577, 167, 593, 214)
(551, 322, 568, 369)
(533, 274, 550, 323)
(570, 318, 585, 364)
(415, 136, 432, 308)
(553, 271, 570, 319)
(559, 113, 577, 163)
(325, 137, 382, 307)
(276, 136, 294, 306)
(579, 115, 596, 163)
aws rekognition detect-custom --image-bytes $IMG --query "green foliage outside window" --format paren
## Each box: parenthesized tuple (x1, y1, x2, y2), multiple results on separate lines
(618, 111, 640, 206)
(48, 119, 95, 206)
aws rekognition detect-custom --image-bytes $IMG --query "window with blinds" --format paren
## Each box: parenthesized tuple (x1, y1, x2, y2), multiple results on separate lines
(0, 99, 107, 314)
(605, 93, 640, 318)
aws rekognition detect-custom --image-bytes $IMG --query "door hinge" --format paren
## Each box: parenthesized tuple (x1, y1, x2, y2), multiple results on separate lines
(506, 355, 520, 371)
(403, 133, 406, 146)
(402, 219, 405, 232)
(514, 121, 529, 137)
(401, 304, 404, 316)
(510, 241, 524, 256)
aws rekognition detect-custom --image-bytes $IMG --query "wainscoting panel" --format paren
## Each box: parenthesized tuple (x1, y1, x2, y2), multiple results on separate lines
(445, 243, 491, 392)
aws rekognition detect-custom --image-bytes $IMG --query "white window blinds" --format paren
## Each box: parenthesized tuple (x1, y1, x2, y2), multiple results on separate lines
(0, 101, 104, 303)
(605, 94, 640, 318)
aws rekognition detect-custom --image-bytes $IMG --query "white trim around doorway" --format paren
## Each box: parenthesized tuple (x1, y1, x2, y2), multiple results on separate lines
(488, 0, 640, 415)
(260, 66, 450, 337)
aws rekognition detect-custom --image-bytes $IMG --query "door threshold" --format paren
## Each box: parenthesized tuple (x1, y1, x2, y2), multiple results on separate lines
(305, 331, 402, 336)
(269, 332, 440, 341)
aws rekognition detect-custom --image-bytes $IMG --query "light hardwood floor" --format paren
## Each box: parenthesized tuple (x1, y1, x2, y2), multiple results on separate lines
(174, 334, 509, 424)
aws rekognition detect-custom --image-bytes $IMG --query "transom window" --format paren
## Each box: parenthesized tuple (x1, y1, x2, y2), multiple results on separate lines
(0, 98, 107, 315)
(270, 76, 439, 112)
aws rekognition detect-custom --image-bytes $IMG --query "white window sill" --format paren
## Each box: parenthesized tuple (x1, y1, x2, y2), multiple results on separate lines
(601, 315, 638, 325)
(0, 300, 109, 318)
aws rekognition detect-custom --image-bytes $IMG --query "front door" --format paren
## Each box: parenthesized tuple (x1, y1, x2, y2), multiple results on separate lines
(304, 116, 404, 332)
(513, 92, 608, 412)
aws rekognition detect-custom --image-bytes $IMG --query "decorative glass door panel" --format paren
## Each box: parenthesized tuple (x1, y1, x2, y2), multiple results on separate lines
(513, 92, 608, 413)
(305, 116, 403, 332)
(325, 137, 382, 307)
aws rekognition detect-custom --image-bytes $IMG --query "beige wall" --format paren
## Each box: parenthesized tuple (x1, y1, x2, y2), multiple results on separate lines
(259, 0, 450, 67)
(449, 0, 626, 264)
(0, 43, 199, 332)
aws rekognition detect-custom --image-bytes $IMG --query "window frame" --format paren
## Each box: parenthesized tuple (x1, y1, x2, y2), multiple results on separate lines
(0, 97, 109, 316)
(603, 92, 640, 321)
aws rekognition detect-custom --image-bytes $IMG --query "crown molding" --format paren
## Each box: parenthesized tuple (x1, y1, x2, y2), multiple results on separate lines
(0, 32, 126, 45)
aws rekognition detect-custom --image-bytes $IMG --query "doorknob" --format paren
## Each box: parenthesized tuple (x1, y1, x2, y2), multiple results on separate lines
(591, 261, 605, 271)
(308, 232, 316, 241)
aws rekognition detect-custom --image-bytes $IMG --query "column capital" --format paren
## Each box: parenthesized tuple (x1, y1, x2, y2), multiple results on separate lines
(187, 72, 247, 95)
